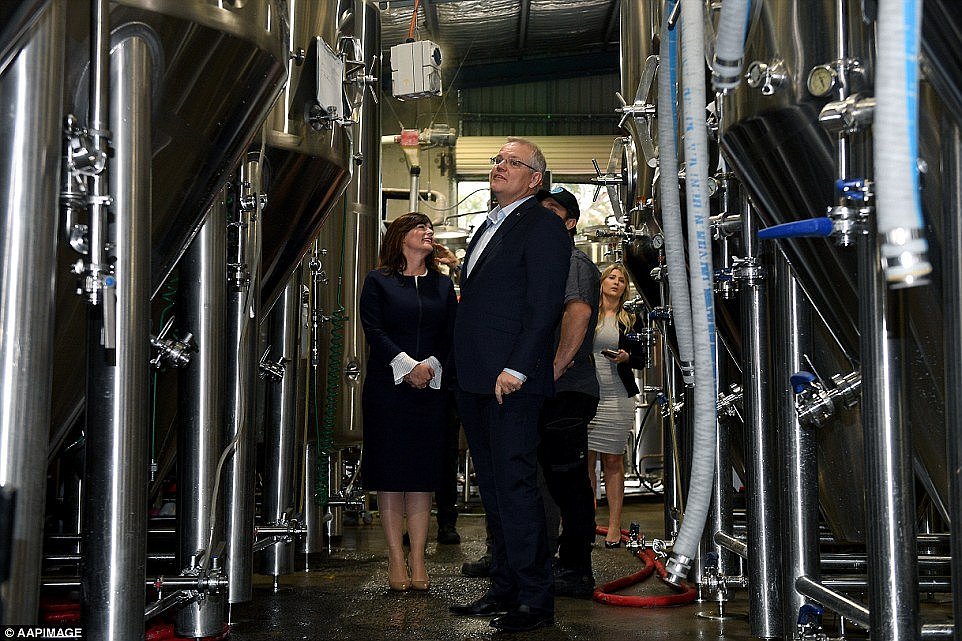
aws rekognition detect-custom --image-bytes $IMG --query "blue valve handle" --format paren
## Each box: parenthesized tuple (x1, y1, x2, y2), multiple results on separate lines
(758, 218, 834, 239)
(836, 178, 867, 201)
(797, 603, 825, 626)
(704, 551, 719, 569)
(790, 371, 817, 394)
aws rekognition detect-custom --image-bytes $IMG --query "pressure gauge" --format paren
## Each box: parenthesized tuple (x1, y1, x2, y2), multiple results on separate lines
(807, 65, 838, 97)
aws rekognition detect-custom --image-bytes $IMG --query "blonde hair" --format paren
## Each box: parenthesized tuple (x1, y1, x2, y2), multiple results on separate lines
(597, 264, 635, 330)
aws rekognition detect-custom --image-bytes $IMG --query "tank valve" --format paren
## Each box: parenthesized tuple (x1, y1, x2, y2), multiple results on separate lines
(149, 316, 195, 369)
(716, 384, 743, 419)
(792, 370, 861, 428)
(819, 94, 876, 135)
(700, 552, 748, 604)
(713, 267, 737, 299)
(797, 603, 828, 641)
(258, 346, 288, 382)
(626, 522, 644, 552)
(746, 60, 787, 96)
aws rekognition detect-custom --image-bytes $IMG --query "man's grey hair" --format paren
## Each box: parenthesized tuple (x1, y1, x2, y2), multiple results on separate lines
(506, 136, 547, 174)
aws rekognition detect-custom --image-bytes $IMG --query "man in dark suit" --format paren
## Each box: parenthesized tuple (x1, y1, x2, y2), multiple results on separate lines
(449, 137, 571, 633)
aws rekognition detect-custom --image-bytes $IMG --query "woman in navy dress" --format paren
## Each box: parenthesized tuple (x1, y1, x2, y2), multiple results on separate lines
(359, 212, 457, 592)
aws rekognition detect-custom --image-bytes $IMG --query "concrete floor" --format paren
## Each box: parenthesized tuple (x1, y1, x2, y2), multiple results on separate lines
(229, 498, 759, 641)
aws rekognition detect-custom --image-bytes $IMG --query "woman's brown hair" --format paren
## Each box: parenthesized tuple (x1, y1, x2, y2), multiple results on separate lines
(377, 212, 439, 275)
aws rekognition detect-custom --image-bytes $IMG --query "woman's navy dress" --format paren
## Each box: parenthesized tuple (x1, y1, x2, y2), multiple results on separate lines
(359, 269, 457, 491)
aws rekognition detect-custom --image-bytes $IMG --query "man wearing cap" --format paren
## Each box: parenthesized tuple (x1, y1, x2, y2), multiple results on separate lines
(536, 186, 601, 598)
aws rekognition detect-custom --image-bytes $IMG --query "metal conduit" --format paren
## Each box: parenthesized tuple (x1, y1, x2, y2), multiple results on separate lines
(796, 576, 954, 638)
(45, 553, 176, 563)
(262, 280, 300, 576)
(224, 158, 262, 605)
(774, 256, 819, 639)
(0, 0, 64, 624)
(82, 33, 152, 641)
(176, 201, 227, 637)
(942, 119, 962, 641)
(739, 198, 781, 638)
(713, 531, 747, 559)
(795, 576, 870, 629)
(858, 220, 919, 640)
(821, 576, 952, 593)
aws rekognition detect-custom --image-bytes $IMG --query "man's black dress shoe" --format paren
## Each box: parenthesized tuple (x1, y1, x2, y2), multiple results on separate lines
(449, 595, 513, 617)
(553, 567, 595, 599)
(437, 524, 461, 545)
(489, 605, 554, 633)
(460, 554, 492, 577)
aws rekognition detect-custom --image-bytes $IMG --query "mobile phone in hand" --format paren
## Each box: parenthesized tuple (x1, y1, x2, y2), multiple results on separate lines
(600, 349, 619, 359)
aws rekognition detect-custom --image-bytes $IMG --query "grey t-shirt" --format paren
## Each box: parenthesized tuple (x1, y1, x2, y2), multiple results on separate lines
(555, 247, 601, 397)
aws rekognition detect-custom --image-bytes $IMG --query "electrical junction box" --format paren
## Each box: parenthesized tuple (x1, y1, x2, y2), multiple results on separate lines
(391, 40, 442, 100)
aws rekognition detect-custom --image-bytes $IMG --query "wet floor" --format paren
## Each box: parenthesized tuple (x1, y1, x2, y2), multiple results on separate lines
(229, 498, 760, 641)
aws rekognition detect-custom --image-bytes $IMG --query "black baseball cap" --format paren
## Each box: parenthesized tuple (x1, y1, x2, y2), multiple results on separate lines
(536, 186, 580, 222)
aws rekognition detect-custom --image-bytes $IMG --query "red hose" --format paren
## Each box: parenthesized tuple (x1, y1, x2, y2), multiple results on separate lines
(592, 527, 699, 607)
(40, 599, 230, 639)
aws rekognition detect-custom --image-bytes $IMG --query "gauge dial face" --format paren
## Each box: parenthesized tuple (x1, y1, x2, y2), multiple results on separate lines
(807, 66, 837, 97)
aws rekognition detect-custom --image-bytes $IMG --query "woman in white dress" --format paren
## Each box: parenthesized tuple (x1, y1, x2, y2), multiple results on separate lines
(587, 264, 641, 547)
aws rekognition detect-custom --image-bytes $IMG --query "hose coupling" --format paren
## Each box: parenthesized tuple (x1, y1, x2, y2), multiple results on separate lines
(664, 552, 693, 587)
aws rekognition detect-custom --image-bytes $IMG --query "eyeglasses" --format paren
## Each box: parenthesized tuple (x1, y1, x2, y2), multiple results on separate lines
(490, 155, 537, 171)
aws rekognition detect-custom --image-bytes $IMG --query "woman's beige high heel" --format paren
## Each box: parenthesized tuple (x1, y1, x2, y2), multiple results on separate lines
(409, 562, 430, 591)
(410, 577, 430, 591)
(388, 560, 410, 592)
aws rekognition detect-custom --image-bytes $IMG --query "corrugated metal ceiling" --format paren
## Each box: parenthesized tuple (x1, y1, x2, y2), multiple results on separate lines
(376, 0, 621, 86)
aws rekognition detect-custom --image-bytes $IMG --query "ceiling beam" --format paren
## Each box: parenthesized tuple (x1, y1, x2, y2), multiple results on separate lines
(377, 0, 459, 7)
(604, 0, 621, 48)
(449, 50, 619, 89)
(422, 0, 441, 39)
(518, 0, 532, 50)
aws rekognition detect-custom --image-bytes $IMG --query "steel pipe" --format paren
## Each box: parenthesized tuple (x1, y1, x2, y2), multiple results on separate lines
(145, 591, 195, 622)
(773, 256, 819, 639)
(86, 0, 109, 306)
(0, 1, 64, 624)
(739, 197, 781, 638)
(44, 576, 229, 591)
(261, 280, 300, 575)
(713, 531, 747, 559)
(662, 339, 682, 540)
(795, 576, 870, 629)
(703, 414, 735, 585)
(302, 441, 326, 555)
(45, 553, 175, 563)
(176, 199, 228, 637)
(858, 221, 919, 640)
(920, 624, 954, 639)
(82, 33, 152, 641)
(224, 158, 261, 605)
(820, 575, 952, 593)
(820, 554, 951, 572)
(942, 119, 962, 640)
(797, 576, 954, 638)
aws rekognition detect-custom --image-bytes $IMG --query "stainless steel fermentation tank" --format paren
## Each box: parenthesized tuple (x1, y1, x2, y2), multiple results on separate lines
(720, 0, 952, 542)
(255, 0, 379, 567)
(0, 0, 288, 631)
(615, 0, 960, 638)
